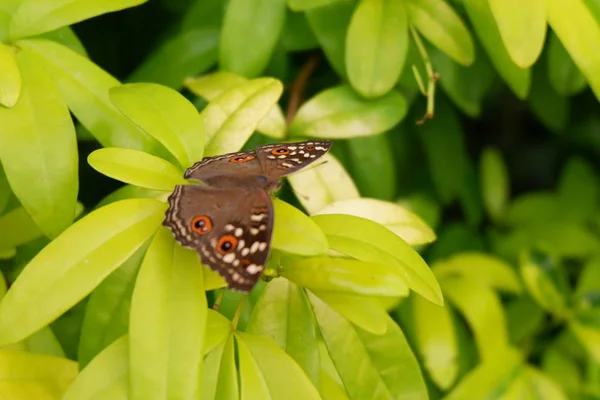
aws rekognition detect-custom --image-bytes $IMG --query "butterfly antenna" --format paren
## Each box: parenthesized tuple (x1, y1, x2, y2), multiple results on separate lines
(231, 294, 248, 330)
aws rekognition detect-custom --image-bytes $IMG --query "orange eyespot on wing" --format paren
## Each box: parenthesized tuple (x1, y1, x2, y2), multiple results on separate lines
(230, 155, 256, 163)
(191, 215, 213, 234)
(217, 234, 238, 254)
(271, 147, 290, 155)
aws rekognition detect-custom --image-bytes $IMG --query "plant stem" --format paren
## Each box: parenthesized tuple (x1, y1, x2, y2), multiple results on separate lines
(286, 52, 321, 126)
(231, 294, 248, 330)
(409, 26, 438, 124)
(212, 288, 225, 310)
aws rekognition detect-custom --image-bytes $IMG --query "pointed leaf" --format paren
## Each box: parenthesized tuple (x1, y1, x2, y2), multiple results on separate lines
(0, 206, 44, 250)
(290, 85, 407, 138)
(0, 42, 20, 107)
(0, 198, 165, 346)
(5, 326, 65, 358)
(10, 0, 147, 38)
(480, 146, 509, 221)
(202, 78, 283, 156)
(0, 48, 78, 238)
(202, 335, 239, 400)
(287, 152, 359, 215)
(312, 213, 442, 305)
(547, 31, 587, 96)
(314, 198, 436, 245)
(204, 309, 232, 355)
(220, 0, 286, 77)
(557, 156, 599, 223)
(129, 228, 207, 400)
(237, 335, 271, 399)
(272, 199, 328, 256)
(88, 148, 185, 191)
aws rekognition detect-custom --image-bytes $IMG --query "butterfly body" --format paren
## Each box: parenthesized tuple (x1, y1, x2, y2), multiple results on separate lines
(163, 140, 332, 291)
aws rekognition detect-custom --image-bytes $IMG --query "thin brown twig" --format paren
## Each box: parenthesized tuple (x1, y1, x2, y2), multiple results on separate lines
(286, 52, 321, 126)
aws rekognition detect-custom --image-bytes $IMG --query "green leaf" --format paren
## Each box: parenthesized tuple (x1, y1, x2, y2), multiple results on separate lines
(504, 192, 558, 227)
(88, 148, 185, 191)
(236, 334, 271, 399)
(185, 72, 286, 139)
(480, 146, 509, 221)
(202, 77, 283, 156)
(128, 28, 218, 90)
(310, 290, 389, 335)
(441, 277, 511, 362)
(488, 0, 546, 68)
(36, 26, 88, 57)
(109, 83, 204, 168)
(77, 246, 145, 368)
(464, 0, 531, 98)
(281, 256, 408, 296)
(541, 347, 581, 398)
(529, 59, 569, 132)
(312, 213, 442, 304)
(0, 350, 78, 397)
(10, 0, 147, 39)
(443, 348, 523, 399)
(506, 297, 545, 344)
(547, 0, 600, 101)
(181, 0, 225, 31)
(570, 319, 600, 362)
(311, 294, 428, 399)
(305, 0, 355, 78)
(246, 278, 320, 386)
(547, 31, 588, 96)
(522, 366, 569, 400)
(406, 0, 474, 66)
(519, 248, 569, 317)
(346, 134, 396, 200)
(0, 48, 78, 238)
(287, 152, 360, 215)
(18, 39, 164, 155)
(0, 198, 165, 346)
(204, 309, 231, 355)
(410, 294, 458, 390)
(202, 335, 239, 400)
(4, 326, 65, 358)
(220, 0, 286, 77)
(314, 198, 436, 245)
(272, 199, 328, 255)
(0, 206, 43, 250)
(235, 331, 321, 399)
(433, 252, 522, 294)
(288, 0, 343, 11)
(558, 157, 599, 223)
(346, 0, 408, 97)
(0, 9, 10, 41)
(129, 228, 207, 400)
(0, 42, 20, 107)
(281, 10, 318, 52)
(290, 85, 407, 138)
(0, 164, 10, 216)
(63, 335, 129, 400)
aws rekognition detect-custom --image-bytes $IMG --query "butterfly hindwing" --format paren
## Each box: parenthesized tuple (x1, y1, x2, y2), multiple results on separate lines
(184, 149, 262, 183)
(163, 184, 274, 291)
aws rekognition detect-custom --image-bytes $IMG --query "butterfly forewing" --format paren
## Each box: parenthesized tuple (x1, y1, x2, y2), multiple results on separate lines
(256, 140, 332, 179)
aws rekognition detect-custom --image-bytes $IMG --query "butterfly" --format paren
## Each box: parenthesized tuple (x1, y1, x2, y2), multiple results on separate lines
(163, 140, 332, 292)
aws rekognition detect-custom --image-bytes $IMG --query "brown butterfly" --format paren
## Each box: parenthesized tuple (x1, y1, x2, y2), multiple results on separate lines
(163, 140, 332, 291)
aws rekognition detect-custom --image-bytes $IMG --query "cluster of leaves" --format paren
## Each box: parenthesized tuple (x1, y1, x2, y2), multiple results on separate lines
(1, 0, 600, 399)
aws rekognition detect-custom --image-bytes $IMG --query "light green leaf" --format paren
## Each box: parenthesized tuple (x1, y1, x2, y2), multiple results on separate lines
(0, 42, 20, 107)
(220, 0, 286, 77)
(237, 334, 271, 399)
(547, 0, 600, 101)
(128, 28, 218, 90)
(235, 331, 321, 399)
(290, 85, 407, 138)
(433, 252, 522, 294)
(346, 0, 408, 97)
(288, 0, 343, 11)
(181, 0, 224, 31)
(78, 246, 145, 368)
(272, 199, 328, 256)
(204, 267, 227, 291)
(202, 77, 283, 156)
(488, 0, 546, 68)
(547, 31, 588, 96)
(202, 334, 238, 400)
(10, 0, 147, 39)
(88, 148, 185, 191)
(0, 164, 10, 216)
(314, 198, 436, 245)
(312, 213, 442, 305)
(310, 290, 389, 335)
(109, 83, 204, 168)
(63, 335, 129, 400)
(305, 0, 355, 78)
(523, 366, 569, 400)
(406, 0, 474, 66)
(204, 309, 231, 355)
(520, 248, 569, 317)
(18, 39, 164, 155)
(441, 277, 511, 362)
(4, 326, 65, 358)
(281, 256, 408, 296)
(541, 347, 581, 398)
(480, 146, 509, 221)
(504, 192, 558, 227)
(36, 26, 88, 57)
(506, 297, 545, 344)
(186, 72, 286, 139)
(570, 319, 600, 362)
(0, 198, 165, 347)
(443, 348, 523, 399)
(464, 0, 530, 99)
(281, 10, 318, 51)
(0, 206, 43, 250)
(0, 350, 78, 397)
(311, 294, 427, 399)
(411, 295, 458, 390)
(0, 48, 78, 238)
(558, 157, 598, 223)
(287, 152, 359, 215)
(246, 278, 320, 386)
(129, 228, 207, 400)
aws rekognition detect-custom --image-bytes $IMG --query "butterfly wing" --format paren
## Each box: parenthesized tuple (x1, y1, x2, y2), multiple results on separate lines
(256, 140, 332, 179)
(184, 149, 263, 183)
(163, 184, 274, 292)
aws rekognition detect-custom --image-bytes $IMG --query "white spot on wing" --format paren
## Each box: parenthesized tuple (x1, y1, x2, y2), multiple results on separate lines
(225, 224, 234, 231)
(234, 227, 243, 237)
(241, 248, 250, 256)
(223, 253, 236, 263)
(246, 264, 262, 274)
(258, 242, 267, 251)
(250, 241, 260, 254)
(251, 213, 266, 221)
(250, 228, 259, 235)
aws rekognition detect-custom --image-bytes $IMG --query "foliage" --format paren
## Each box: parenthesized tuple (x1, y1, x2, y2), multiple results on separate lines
(0, 0, 599, 399)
